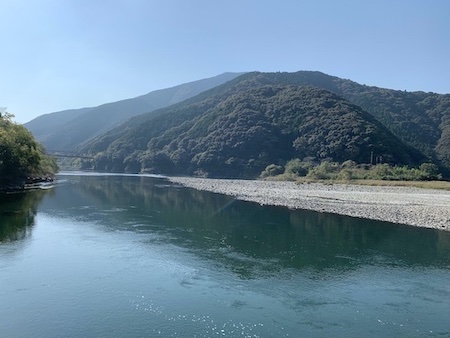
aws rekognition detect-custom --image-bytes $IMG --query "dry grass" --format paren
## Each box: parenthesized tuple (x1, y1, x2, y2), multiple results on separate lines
(348, 179, 450, 190)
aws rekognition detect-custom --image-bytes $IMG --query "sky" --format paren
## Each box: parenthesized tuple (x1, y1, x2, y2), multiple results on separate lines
(1, 0, 449, 123)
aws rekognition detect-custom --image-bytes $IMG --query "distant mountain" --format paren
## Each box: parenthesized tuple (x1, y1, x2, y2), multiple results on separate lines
(81, 75, 426, 178)
(25, 72, 243, 151)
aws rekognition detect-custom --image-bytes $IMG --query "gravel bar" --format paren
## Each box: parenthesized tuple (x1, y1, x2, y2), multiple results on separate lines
(168, 177, 450, 231)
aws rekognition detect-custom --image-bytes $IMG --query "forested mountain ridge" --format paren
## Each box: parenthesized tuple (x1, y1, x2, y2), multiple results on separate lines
(24, 72, 242, 151)
(231, 72, 450, 170)
(81, 77, 425, 178)
(334, 81, 450, 168)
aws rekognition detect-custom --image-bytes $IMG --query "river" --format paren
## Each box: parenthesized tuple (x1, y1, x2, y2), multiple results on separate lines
(1, 173, 449, 337)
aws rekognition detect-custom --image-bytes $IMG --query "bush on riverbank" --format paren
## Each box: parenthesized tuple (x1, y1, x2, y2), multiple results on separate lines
(1, 113, 58, 190)
(261, 159, 443, 182)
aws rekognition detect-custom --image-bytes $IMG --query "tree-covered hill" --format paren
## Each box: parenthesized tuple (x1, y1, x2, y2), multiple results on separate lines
(24, 72, 242, 152)
(0, 114, 58, 190)
(224, 72, 450, 172)
(81, 80, 425, 178)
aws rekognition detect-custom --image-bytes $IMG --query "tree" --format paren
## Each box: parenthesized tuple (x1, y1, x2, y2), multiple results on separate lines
(0, 113, 58, 187)
(419, 163, 441, 180)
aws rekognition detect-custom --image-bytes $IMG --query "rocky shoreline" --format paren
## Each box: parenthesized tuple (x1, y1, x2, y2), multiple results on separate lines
(0, 176, 54, 193)
(168, 177, 450, 231)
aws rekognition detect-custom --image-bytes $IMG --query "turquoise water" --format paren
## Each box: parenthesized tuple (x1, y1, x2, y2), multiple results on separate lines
(1, 173, 449, 337)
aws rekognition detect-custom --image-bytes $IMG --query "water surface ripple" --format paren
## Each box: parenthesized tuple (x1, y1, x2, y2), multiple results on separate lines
(1, 174, 449, 337)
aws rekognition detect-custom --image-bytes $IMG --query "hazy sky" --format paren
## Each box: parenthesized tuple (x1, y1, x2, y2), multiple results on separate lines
(1, 0, 449, 123)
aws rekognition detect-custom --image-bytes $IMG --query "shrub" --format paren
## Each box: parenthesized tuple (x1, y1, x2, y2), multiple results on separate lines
(337, 168, 353, 180)
(419, 163, 442, 180)
(307, 161, 339, 180)
(341, 160, 357, 169)
(285, 158, 313, 176)
(260, 164, 284, 178)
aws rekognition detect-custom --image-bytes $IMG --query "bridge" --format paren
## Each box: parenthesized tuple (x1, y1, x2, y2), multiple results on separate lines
(46, 150, 94, 160)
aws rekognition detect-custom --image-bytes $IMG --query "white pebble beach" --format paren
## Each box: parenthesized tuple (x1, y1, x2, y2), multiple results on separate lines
(168, 177, 450, 231)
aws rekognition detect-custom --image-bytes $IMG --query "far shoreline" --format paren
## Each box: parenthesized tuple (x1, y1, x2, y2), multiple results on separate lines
(168, 176, 450, 232)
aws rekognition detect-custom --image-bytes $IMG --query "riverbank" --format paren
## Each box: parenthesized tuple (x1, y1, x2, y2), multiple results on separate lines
(168, 177, 450, 231)
(0, 176, 55, 193)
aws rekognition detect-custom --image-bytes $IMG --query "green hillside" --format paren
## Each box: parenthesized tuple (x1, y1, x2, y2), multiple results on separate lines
(229, 72, 450, 171)
(339, 86, 450, 169)
(82, 79, 425, 178)
(25, 72, 242, 151)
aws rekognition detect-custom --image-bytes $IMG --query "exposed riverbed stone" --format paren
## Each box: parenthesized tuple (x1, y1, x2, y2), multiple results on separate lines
(168, 177, 450, 231)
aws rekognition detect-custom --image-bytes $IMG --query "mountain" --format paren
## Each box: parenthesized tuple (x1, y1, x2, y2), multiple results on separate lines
(24, 72, 243, 151)
(231, 72, 450, 171)
(80, 75, 426, 178)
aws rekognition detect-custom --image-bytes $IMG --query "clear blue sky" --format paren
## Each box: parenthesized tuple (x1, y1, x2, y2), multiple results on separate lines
(1, 0, 449, 123)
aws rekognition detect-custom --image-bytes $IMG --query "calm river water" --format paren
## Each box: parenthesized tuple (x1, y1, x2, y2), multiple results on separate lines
(1, 173, 450, 337)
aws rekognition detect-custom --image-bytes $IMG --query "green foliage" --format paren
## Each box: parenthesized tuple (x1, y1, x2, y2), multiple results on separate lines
(284, 159, 313, 176)
(0, 114, 58, 187)
(419, 163, 441, 180)
(20, 70, 447, 179)
(341, 160, 357, 168)
(266, 158, 443, 182)
(84, 82, 425, 178)
(253, 71, 450, 171)
(260, 164, 284, 178)
(337, 168, 354, 181)
(306, 161, 340, 180)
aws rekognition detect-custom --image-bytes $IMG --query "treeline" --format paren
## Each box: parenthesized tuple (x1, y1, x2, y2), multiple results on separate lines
(261, 159, 442, 181)
(0, 113, 58, 190)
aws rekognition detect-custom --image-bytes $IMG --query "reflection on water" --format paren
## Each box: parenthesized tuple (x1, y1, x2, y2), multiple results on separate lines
(0, 190, 51, 243)
(39, 175, 450, 277)
(2, 174, 450, 337)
